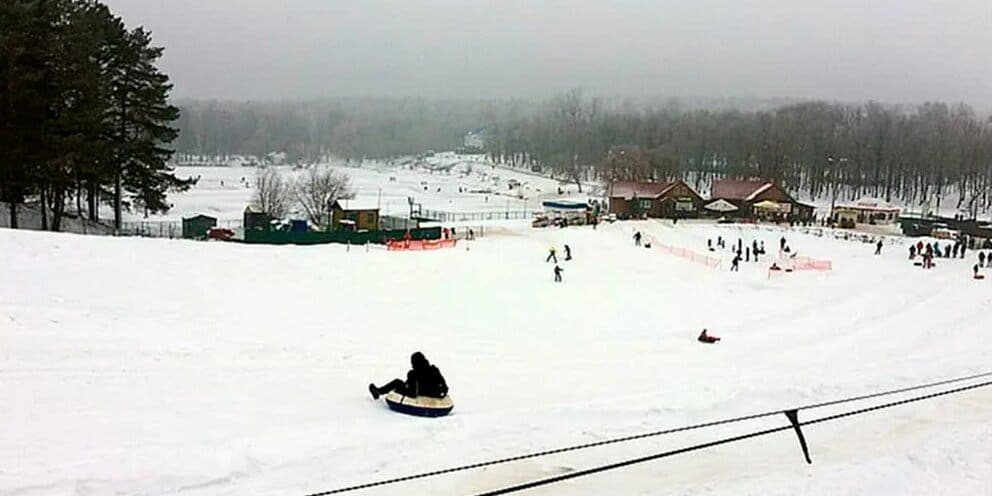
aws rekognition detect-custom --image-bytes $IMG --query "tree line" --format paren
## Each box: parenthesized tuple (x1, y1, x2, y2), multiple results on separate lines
(1, 0, 190, 230)
(486, 90, 992, 214)
(174, 98, 533, 163)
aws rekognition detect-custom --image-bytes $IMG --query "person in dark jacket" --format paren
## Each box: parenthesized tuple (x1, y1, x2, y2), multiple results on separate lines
(980, 251, 987, 268)
(369, 352, 448, 399)
(698, 329, 721, 344)
(554, 264, 563, 282)
(564, 244, 572, 261)
(875, 240, 883, 255)
(634, 231, 642, 246)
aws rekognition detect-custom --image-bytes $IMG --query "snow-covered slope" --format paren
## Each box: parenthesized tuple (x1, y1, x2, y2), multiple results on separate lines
(1, 220, 990, 495)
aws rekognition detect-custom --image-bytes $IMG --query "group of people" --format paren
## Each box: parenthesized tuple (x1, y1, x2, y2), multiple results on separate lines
(725, 237, 772, 272)
(909, 239, 967, 270)
(547, 244, 572, 282)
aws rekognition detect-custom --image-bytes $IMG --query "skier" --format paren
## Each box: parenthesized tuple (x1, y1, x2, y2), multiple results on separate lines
(980, 252, 987, 268)
(369, 352, 448, 400)
(564, 244, 572, 261)
(731, 254, 741, 272)
(546, 246, 558, 263)
(698, 329, 721, 344)
(634, 231, 642, 247)
(554, 264, 563, 282)
(875, 240, 883, 255)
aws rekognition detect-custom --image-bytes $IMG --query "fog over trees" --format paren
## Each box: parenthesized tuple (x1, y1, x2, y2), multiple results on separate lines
(176, 93, 992, 212)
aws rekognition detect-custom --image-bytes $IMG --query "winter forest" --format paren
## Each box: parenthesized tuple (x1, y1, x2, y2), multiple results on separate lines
(178, 92, 992, 214)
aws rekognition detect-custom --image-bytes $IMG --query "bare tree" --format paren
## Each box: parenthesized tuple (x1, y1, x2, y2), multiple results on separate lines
(252, 168, 292, 218)
(293, 166, 353, 226)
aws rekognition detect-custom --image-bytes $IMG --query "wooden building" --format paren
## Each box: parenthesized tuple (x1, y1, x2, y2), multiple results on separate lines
(330, 199, 380, 231)
(608, 180, 705, 219)
(182, 214, 217, 240)
(710, 179, 814, 221)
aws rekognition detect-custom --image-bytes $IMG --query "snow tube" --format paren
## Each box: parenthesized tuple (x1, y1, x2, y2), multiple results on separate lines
(975, 274, 986, 280)
(384, 392, 454, 417)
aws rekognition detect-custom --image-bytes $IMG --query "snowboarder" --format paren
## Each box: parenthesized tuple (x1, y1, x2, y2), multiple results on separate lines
(546, 246, 558, 263)
(875, 240, 883, 255)
(554, 264, 563, 282)
(369, 352, 448, 400)
(698, 329, 721, 344)
(564, 244, 572, 261)
(634, 231, 642, 246)
(980, 252, 987, 268)
(731, 254, 741, 272)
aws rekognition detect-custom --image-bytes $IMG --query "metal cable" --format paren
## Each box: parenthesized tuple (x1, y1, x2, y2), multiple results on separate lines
(303, 371, 992, 496)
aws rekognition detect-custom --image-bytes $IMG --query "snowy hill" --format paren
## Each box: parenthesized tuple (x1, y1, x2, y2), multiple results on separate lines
(1, 220, 991, 495)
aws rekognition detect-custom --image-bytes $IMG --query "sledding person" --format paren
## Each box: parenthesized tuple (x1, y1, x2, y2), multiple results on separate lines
(369, 352, 448, 400)
(634, 231, 642, 246)
(698, 329, 721, 344)
(546, 246, 558, 263)
(875, 240, 883, 255)
(564, 244, 572, 261)
(554, 264, 563, 282)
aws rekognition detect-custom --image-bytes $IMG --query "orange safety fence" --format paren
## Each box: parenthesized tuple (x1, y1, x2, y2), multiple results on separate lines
(652, 242, 722, 269)
(793, 256, 832, 271)
(387, 238, 458, 251)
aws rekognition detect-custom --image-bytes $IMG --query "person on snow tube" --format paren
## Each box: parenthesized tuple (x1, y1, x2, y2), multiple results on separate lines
(698, 329, 721, 344)
(369, 352, 448, 400)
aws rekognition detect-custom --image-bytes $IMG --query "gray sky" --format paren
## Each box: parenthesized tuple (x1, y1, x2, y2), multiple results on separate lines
(104, 0, 992, 105)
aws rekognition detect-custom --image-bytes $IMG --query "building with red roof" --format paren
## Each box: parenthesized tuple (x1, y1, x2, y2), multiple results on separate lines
(710, 179, 814, 221)
(607, 180, 704, 219)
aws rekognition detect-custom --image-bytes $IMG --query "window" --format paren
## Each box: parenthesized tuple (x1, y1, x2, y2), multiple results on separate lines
(639, 199, 652, 210)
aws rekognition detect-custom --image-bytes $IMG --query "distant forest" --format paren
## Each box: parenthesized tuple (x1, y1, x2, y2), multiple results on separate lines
(178, 92, 992, 213)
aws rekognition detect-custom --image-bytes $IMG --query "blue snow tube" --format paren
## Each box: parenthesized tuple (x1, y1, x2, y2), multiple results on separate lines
(384, 392, 454, 417)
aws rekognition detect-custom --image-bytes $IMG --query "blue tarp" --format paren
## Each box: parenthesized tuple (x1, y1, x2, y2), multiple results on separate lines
(542, 200, 587, 210)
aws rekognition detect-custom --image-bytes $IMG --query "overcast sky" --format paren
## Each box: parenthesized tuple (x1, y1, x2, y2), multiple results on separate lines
(103, 0, 992, 105)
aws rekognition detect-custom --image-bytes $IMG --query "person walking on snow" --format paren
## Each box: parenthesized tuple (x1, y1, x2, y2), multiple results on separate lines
(369, 352, 448, 400)
(731, 254, 741, 272)
(564, 244, 572, 261)
(980, 251, 987, 268)
(875, 240, 883, 255)
(909, 245, 916, 259)
(554, 264, 563, 282)
(546, 246, 558, 263)
(634, 231, 642, 246)
(974, 264, 980, 278)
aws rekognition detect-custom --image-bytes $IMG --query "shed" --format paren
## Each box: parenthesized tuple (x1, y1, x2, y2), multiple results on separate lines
(182, 215, 217, 240)
(331, 199, 380, 231)
(244, 206, 274, 231)
(832, 198, 901, 226)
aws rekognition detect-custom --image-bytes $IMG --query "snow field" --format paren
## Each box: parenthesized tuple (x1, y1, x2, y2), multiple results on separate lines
(1, 218, 991, 495)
